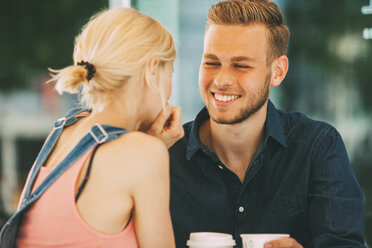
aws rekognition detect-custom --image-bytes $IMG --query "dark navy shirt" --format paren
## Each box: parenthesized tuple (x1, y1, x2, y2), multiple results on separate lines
(169, 100, 365, 248)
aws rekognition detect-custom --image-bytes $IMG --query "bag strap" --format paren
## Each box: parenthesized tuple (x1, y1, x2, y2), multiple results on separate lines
(20, 110, 128, 209)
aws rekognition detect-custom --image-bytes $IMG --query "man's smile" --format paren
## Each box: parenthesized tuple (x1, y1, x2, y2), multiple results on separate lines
(211, 92, 241, 103)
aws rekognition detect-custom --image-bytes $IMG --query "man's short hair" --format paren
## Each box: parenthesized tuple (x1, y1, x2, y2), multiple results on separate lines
(207, 0, 290, 64)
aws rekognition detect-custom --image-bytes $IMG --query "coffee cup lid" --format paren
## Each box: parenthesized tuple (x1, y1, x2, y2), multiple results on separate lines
(240, 234, 290, 239)
(187, 232, 236, 246)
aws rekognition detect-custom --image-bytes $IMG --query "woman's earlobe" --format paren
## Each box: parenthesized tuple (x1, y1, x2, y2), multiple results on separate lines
(145, 56, 161, 88)
(148, 56, 160, 76)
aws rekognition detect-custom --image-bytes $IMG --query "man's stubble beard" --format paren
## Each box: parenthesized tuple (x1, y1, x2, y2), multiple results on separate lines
(207, 71, 271, 125)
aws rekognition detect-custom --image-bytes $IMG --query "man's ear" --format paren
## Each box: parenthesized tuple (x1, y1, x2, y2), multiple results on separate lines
(270, 55, 289, 87)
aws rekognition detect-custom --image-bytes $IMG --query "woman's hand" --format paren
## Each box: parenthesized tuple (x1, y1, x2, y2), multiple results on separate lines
(146, 103, 184, 148)
(264, 237, 303, 248)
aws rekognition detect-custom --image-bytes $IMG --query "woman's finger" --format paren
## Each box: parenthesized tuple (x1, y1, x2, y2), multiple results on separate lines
(148, 103, 172, 134)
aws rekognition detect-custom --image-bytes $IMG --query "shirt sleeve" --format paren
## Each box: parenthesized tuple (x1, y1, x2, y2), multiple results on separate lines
(308, 126, 366, 247)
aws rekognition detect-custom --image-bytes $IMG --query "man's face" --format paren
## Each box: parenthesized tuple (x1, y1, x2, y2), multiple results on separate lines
(199, 24, 273, 124)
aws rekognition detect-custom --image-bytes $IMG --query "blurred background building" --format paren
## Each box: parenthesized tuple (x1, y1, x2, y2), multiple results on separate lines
(0, 0, 371, 246)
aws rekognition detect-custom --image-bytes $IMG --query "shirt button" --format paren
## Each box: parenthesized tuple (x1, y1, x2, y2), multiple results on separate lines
(218, 165, 224, 170)
(239, 206, 244, 213)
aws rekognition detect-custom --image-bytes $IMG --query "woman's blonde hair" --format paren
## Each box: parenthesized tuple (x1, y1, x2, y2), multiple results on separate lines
(49, 8, 176, 111)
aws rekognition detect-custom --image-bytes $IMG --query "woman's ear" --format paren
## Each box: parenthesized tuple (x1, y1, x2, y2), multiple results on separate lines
(270, 55, 289, 87)
(147, 56, 160, 86)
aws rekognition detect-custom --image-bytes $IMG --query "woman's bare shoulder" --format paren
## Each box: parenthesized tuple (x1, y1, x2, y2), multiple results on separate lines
(97, 131, 169, 177)
(115, 131, 168, 158)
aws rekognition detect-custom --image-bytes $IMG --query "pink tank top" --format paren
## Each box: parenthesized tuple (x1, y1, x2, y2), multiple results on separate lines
(16, 147, 138, 248)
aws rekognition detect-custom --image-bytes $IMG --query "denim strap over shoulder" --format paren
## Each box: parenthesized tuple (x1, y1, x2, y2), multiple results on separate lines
(20, 108, 129, 209)
(22, 108, 87, 201)
(0, 107, 129, 248)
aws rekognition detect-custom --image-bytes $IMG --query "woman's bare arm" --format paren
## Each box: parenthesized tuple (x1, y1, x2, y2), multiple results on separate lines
(127, 133, 175, 248)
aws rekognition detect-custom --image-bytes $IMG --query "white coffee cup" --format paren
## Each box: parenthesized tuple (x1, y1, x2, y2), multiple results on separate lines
(240, 234, 290, 248)
(187, 232, 236, 248)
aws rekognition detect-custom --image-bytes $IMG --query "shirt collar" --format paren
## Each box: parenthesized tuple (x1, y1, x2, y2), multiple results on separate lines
(186, 107, 209, 160)
(266, 100, 287, 148)
(186, 100, 287, 160)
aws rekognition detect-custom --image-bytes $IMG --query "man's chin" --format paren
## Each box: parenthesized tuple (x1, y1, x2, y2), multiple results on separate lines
(208, 107, 259, 125)
(209, 113, 245, 125)
(211, 118, 242, 125)
(206, 107, 240, 125)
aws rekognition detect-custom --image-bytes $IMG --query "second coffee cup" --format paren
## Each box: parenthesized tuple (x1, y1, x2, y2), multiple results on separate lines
(240, 234, 290, 248)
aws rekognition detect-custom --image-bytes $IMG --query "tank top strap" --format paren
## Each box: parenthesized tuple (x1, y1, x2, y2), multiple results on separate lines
(75, 144, 101, 202)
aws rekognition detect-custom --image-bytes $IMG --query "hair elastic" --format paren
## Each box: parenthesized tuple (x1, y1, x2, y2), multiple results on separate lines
(77, 61, 96, 81)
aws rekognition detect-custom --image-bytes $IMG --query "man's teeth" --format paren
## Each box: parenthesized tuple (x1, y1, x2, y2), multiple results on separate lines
(214, 93, 239, 102)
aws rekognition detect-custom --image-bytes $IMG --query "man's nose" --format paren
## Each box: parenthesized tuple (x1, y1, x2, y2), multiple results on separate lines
(214, 66, 234, 89)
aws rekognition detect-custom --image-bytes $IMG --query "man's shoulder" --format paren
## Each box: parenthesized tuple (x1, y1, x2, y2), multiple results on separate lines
(274, 109, 349, 167)
(277, 109, 339, 143)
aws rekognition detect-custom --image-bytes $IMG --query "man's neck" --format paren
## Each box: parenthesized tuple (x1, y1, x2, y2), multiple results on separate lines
(200, 103, 267, 182)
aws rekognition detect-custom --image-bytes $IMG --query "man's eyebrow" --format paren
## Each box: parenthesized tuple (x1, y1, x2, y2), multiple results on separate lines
(203, 54, 257, 63)
(231, 56, 256, 62)
(203, 53, 218, 60)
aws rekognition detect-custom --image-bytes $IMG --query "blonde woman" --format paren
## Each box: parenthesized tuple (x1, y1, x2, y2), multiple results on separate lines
(4, 7, 183, 248)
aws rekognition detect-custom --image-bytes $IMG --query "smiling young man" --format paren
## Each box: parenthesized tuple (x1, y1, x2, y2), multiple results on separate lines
(168, 0, 366, 248)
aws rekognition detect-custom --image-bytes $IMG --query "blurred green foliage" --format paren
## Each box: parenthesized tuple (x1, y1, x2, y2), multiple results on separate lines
(283, 0, 372, 112)
(282, 1, 372, 245)
(0, 0, 108, 91)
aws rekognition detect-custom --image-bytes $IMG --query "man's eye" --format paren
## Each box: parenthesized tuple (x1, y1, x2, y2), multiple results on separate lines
(205, 62, 220, 66)
(234, 64, 250, 68)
